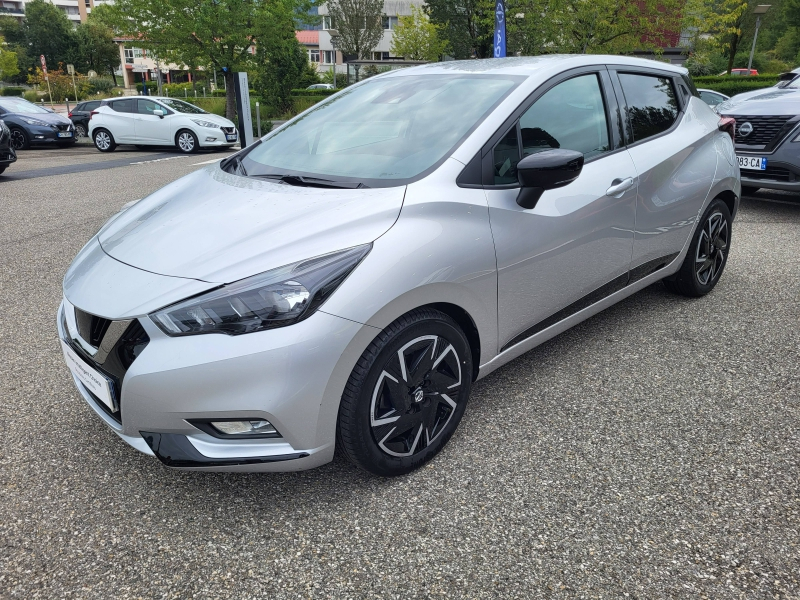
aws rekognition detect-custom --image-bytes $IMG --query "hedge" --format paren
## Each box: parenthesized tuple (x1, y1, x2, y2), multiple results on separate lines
(693, 74, 780, 86)
(0, 87, 24, 96)
(291, 88, 337, 96)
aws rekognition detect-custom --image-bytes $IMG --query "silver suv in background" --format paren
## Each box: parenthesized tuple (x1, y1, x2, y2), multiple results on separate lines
(718, 87, 800, 193)
(58, 56, 739, 476)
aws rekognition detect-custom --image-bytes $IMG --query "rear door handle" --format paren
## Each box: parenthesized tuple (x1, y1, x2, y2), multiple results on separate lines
(606, 177, 635, 197)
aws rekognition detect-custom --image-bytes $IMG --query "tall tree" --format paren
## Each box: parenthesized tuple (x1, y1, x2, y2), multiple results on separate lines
(391, 4, 450, 60)
(325, 0, 384, 59)
(426, 0, 494, 58)
(254, 35, 308, 114)
(74, 18, 120, 84)
(0, 36, 20, 81)
(104, 0, 309, 119)
(22, 0, 77, 69)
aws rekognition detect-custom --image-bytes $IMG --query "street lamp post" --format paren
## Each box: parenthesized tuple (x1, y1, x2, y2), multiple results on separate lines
(328, 28, 340, 89)
(747, 5, 771, 75)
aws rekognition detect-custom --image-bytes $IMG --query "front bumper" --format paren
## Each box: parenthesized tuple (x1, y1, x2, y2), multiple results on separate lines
(27, 125, 75, 144)
(57, 299, 377, 472)
(197, 128, 238, 148)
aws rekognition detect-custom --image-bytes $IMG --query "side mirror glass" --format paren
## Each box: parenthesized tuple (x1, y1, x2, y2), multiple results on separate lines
(153, 109, 164, 118)
(516, 149, 584, 209)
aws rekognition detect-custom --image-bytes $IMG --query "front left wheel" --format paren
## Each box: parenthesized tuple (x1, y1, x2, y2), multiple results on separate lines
(176, 130, 199, 153)
(337, 308, 473, 476)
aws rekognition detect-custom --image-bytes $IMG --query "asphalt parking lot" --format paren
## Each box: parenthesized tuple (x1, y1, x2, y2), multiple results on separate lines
(1, 145, 798, 599)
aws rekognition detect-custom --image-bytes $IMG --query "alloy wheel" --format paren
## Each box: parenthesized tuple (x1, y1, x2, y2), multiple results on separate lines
(95, 131, 111, 150)
(370, 335, 462, 457)
(695, 211, 728, 285)
(75, 124, 87, 138)
(10, 129, 25, 150)
(178, 132, 195, 152)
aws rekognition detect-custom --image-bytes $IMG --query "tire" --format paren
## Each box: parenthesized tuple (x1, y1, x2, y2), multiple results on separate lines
(9, 128, 29, 150)
(337, 308, 473, 476)
(741, 186, 759, 196)
(74, 123, 87, 138)
(663, 198, 732, 297)
(175, 129, 198, 153)
(93, 129, 116, 152)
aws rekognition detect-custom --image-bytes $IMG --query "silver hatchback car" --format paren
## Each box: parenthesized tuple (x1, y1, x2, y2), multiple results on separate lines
(58, 56, 740, 476)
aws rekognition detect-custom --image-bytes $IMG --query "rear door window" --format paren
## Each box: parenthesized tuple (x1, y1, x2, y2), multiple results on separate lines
(85, 101, 101, 111)
(618, 73, 679, 142)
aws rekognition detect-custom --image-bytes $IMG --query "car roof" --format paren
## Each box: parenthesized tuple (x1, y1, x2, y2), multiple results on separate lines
(380, 55, 688, 79)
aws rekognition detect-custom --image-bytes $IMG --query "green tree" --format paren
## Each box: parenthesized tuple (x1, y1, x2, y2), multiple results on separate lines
(325, 0, 384, 59)
(0, 36, 20, 81)
(426, 0, 494, 59)
(391, 5, 449, 60)
(104, 0, 309, 119)
(22, 0, 77, 70)
(254, 35, 308, 114)
(74, 19, 120, 84)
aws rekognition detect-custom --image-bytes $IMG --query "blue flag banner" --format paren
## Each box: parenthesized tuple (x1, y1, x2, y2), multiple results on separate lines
(494, 0, 506, 58)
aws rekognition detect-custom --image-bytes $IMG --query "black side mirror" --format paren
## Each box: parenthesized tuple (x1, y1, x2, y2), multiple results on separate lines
(516, 149, 584, 209)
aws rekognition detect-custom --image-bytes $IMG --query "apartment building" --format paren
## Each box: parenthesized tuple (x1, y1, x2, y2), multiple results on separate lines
(0, 0, 111, 24)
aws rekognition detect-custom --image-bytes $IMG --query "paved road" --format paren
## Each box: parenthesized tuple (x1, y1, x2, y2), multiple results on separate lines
(1, 147, 798, 598)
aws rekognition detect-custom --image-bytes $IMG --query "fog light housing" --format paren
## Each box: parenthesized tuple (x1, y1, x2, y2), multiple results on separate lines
(190, 418, 280, 439)
(205, 136, 217, 142)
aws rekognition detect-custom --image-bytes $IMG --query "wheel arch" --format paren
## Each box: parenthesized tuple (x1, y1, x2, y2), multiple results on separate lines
(715, 189, 738, 221)
(426, 302, 481, 382)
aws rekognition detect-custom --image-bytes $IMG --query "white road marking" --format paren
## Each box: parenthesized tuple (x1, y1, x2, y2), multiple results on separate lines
(129, 156, 188, 165)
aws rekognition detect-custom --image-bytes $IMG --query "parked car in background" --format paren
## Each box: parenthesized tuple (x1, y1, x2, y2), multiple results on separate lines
(89, 97, 238, 153)
(0, 119, 18, 175)
(307, 83, 334, 90)
(698, 88, 730, 108)
(0, 97, 75, 150)
(59, 56, 739, 476)
(718, 87, 800, 194)
(69, 100, 102, 138)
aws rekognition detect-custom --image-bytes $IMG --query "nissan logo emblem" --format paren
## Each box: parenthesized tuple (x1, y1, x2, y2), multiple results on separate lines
(739, 122, 754, 137)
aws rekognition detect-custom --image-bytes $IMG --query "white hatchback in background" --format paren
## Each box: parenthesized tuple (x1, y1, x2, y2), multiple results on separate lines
(89, 96, 238, 153)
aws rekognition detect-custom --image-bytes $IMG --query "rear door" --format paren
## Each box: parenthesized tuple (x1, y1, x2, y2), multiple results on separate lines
(484, 68, 639, 351)
(134, 99, 172, 144)
(611, 69, 718, 272)
(102, 99, 137, 143)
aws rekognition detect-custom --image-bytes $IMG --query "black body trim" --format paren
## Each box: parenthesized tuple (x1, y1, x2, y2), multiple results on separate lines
(140, 432, 308, 467)
(500, 252, 680, 353)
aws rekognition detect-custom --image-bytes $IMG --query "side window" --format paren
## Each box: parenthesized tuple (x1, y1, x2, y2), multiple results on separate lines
(111, 99, 136, 113)
(618, 73, 679, 143)
(86, 101, 101, 111)
(492, 73, 610, 185)
(138, 99, 160, 115)
(699, 91, 723, 106)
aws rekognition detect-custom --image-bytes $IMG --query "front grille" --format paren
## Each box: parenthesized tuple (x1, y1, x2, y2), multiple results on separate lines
(221, 127, 235, 134)
(744, 165, 793, 182)
(56, 123, 72, 132)
(67, 311, 150, 423)
(728, 115, 793, 147)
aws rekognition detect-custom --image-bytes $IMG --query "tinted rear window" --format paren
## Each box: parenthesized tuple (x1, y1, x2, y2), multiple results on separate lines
(619, 73, 679, 143)
(109, 99, 136, 113)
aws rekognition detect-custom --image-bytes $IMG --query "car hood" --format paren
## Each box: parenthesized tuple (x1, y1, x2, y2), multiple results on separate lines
(97, 165, 406, 283)
(717, 87, 800, 115)
(8, 110, 72, 125)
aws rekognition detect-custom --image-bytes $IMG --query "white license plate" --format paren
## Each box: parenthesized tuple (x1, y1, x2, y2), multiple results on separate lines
(60, 339, 114, 410)
(57, 131, 73, 138)
(737, 155, 767, 170)
(225, 134, 237, 141)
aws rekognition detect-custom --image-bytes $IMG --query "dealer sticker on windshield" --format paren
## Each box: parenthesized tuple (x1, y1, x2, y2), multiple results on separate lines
(737, 155, 767, 170)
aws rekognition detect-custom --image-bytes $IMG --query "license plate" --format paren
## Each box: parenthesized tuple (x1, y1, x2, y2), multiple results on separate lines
(225, 134, 237, 141)
(737, 155, 767, 170)
(57, 131, 73, 138)
(60, 339, 114, 410)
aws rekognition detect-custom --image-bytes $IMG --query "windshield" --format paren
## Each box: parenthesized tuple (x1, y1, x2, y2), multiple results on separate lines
(0, 98, 50, 115)
(240, 74, 522, 185)
(159, 99, 207, 114)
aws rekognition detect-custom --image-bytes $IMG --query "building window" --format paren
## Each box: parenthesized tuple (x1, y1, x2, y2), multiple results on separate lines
(133, 47, 143, 58)
(309, 49, 320, 63)
(124, 48, 134, 64)
(323, 50, 335, 64)
(382, 16, 399, 29)
(322, 16, 334, 29)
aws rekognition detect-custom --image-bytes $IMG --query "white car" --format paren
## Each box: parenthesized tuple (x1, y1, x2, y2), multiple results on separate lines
(89, 96, 238, 153)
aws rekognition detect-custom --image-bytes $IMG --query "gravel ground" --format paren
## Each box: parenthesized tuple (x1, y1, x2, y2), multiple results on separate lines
(0, 154, 798, 599)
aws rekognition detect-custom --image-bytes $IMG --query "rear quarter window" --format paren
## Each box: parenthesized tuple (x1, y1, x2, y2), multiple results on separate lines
(619, 73, 679, 143)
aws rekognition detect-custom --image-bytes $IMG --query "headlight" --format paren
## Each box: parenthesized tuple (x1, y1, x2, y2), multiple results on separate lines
(191, 119, 220, 129)
(20, 117, 49, 126)
(150, 244, 371, 336)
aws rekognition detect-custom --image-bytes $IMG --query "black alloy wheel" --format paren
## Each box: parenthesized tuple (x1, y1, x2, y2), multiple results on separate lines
(9, 128, 29, 150)
(338, 308, 473, 476)
(663, 197, 732, 297)
(74, 123, 87, 138)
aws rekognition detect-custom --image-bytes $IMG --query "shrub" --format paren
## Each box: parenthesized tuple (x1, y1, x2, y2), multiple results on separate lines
(87, 78, 115, 95)
(28, 67, 92, 101)
(135, 81, 158, 93)
(23, 90, 38, 102)
(1, 86, 24, 96)
(291, 88, 336, 96)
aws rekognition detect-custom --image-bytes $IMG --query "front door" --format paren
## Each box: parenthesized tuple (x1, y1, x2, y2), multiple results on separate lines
(486, 72, 638, 351)
(134, 99, 172, 144)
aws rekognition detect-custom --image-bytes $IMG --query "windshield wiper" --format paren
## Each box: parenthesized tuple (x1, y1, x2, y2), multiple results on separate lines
(252, 174, 370, 189)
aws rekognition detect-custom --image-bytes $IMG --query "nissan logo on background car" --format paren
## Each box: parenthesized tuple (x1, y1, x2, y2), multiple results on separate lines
(739, 122, 754, 137)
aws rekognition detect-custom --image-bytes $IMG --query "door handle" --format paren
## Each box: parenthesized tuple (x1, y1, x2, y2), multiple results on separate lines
(606, 177, 635, 197)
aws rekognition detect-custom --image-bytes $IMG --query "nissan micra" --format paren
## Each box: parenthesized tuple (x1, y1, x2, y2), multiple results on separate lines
(58, 56, 740, 476)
